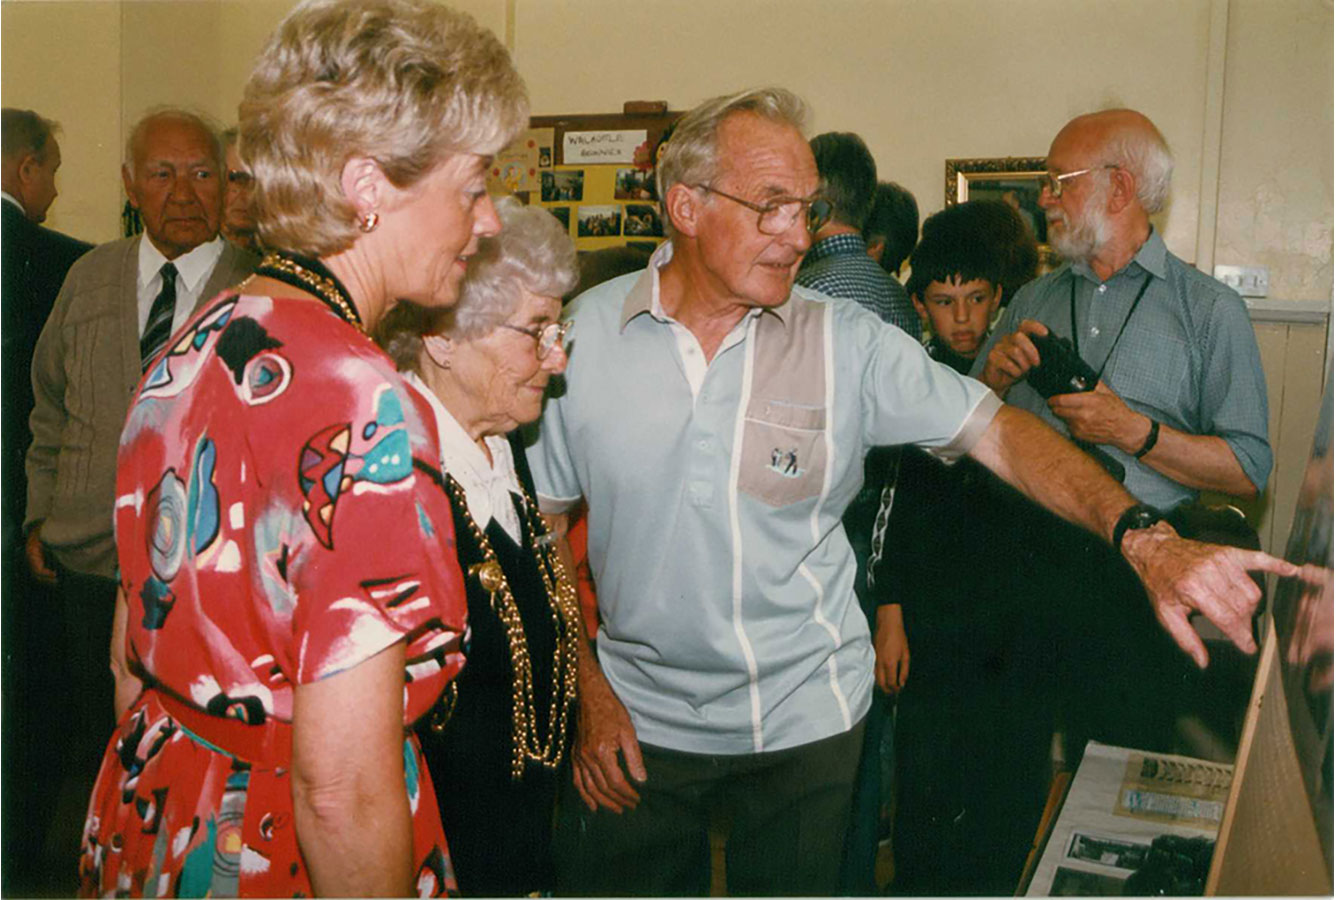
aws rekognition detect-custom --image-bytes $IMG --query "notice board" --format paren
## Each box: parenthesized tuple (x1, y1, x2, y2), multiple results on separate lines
(486, 106, 682, 253)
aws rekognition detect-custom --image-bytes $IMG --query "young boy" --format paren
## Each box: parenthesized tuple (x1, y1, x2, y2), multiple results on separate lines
(867, 200, 1055, 896)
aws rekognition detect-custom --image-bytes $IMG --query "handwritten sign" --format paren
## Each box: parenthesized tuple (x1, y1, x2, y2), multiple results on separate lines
(563, 129, 647, 165)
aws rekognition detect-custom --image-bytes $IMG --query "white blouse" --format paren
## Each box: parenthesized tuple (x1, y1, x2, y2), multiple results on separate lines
(404, 371, 524, 544)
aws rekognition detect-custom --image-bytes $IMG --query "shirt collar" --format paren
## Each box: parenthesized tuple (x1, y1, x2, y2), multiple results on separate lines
(0, 192, 24, 213)
(1070, 227, 1168, 284)
(137, 235, 226, 292)
(803, 232, 868, 263)
(618, 239, 792, 330)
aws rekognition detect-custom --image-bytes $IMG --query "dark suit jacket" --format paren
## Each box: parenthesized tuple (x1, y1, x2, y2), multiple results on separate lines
(2, 200, 93, 555)
(25, 235, 257, 576)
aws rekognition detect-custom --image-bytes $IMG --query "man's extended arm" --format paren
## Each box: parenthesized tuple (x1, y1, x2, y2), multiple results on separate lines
(968, 405, 1296, 667)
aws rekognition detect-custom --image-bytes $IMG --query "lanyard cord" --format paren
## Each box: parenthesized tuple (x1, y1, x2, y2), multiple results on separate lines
(1070, 271, 1155, 381)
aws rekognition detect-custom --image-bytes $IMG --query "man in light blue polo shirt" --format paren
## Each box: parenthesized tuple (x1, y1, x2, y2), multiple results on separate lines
(530, 88, 1294, 897)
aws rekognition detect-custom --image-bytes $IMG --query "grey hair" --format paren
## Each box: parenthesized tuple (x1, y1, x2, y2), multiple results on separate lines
(124, 108, 223, 171)
(655, 87, 809, 235)
(1100, 117, 1174, 215)
(377, 196, 578, 371)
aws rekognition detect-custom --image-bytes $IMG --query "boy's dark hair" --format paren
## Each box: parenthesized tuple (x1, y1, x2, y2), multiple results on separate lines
(808, 131, 877, 230)
(863, 181, 918, 274)
(905, 200, 1039, 305)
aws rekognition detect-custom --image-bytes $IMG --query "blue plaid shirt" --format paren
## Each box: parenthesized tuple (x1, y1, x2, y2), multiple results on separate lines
(796, 232, 920, 337)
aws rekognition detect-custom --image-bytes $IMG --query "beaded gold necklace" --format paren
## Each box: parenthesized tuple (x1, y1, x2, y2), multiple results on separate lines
(432, 472, 582, 780)
(255, 251, 364, 332)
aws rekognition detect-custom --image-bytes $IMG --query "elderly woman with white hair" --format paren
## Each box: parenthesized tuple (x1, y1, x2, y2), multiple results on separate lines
(82, 0, 528, 895)
(377, 197, 584, 897)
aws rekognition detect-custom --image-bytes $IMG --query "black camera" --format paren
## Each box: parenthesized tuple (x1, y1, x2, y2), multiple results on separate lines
(1026, 330, 1099, 398)
(1023, 330, 1126, 482)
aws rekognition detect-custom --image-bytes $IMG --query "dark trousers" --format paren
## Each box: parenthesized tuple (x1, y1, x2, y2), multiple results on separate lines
(554, 720, 865, 896)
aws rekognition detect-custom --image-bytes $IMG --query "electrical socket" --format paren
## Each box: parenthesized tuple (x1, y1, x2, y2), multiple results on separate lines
(1213, 265, 1270, 298)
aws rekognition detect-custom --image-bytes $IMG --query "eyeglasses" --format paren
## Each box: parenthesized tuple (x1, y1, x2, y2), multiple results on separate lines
(1041, 165, 1118, 198)
(499, 319, 572, 359)
(693, 184, 833, 235)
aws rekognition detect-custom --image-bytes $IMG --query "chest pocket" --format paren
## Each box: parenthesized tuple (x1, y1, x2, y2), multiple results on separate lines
(737, 398, 827, 507)
(1105, 326, 1192, 421)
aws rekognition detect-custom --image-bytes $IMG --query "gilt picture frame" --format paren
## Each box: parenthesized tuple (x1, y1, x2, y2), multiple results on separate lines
(945, 156, 1056, 268)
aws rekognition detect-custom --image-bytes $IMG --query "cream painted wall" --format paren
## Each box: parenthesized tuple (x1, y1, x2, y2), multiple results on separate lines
(513, 0, 1217, 260)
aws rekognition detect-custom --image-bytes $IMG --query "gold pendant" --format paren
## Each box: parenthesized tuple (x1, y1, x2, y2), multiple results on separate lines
(470, 559, 506, 594)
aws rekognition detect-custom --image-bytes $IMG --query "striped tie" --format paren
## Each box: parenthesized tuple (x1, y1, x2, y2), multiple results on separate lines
(140, 262, 177, 372)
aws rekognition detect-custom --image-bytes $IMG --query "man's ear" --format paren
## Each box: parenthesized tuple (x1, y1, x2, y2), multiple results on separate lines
(866, 235, 886, 263)
(663, 182, 701, 238)
(1106, 167, 1138, 215)
(911, 295, 930, 325)
(340, 156, 387, 221)
(121, 164, 140, 210)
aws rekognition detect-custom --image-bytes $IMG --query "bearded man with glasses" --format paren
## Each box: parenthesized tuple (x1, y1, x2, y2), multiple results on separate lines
(975, 109, 1273, 763)
(529, 91, 1292, 896)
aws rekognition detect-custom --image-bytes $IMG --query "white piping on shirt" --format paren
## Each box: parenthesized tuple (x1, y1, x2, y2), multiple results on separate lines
(729, 314, 766, 753)
(797, 301, 852, 730)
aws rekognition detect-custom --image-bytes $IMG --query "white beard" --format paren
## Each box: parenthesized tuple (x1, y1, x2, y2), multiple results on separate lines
(1048, 184, 1112, 262)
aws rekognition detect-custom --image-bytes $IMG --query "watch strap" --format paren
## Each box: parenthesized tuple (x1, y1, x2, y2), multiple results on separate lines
(1134, 418, 1160, 459)
(1113, 503, 1164, 552)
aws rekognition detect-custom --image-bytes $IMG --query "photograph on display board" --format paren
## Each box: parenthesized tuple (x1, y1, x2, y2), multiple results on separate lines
(547, 206, 571, 230)
(624, 204, 663, 237)
(577, 205, 622, 237)
(541, 169, 584, 202)
(614, 167, 657, 200)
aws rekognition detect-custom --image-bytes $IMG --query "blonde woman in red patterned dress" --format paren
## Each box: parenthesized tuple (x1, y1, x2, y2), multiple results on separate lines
(78, 1, 528, 895)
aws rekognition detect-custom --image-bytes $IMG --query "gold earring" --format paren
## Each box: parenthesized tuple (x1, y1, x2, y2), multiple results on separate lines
(358, 211, 379, 233)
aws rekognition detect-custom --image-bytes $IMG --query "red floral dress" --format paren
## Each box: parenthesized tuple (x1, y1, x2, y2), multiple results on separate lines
(79, 292, 468, 897)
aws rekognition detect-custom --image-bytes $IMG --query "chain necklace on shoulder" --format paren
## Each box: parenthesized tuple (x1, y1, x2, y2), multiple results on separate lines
(432, 473, 583, 780)
(254, 251, 364, 333)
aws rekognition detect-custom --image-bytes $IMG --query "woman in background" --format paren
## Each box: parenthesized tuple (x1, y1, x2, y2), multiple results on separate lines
(80, 1, 528, 895)
(378, 197, 583, 896)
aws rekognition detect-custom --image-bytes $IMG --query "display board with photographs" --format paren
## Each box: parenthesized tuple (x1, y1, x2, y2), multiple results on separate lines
(487, 107, 682, 253)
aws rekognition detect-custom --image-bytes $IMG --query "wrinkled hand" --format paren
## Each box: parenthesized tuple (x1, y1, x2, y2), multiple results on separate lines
(1122, 522, 1300, 668)
(980, 319, 1048, 394)
(873, 604, 910, 694)
(25, 526, 56, 584)
(1048, 381, 1146, 452)
(572, 663, 646, 813)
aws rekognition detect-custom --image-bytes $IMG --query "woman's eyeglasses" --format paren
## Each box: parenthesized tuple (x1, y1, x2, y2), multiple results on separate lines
(499, 320, 573, 359)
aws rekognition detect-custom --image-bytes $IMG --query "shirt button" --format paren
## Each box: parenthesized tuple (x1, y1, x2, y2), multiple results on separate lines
(1098, 284, 1107, 294)
(1090, 326, 1100, 337)
(697, 439, 708, 451)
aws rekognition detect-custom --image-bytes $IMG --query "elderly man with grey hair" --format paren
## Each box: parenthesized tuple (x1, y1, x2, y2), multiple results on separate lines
(529, 90, 1292, 895)
(974, 109, 1273, 762)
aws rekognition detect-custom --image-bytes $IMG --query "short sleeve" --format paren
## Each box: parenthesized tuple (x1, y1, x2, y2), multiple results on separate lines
(846, 304, 998, 458)
(280, 370, 467, 685)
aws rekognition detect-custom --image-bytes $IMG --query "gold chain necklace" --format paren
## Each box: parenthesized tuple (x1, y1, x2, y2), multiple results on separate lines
(255, 252, 364, 333)
(433, 473, 582, 780)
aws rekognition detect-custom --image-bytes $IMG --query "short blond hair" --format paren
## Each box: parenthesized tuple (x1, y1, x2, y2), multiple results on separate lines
(655, 87, 808, 235)
(239, 0, 528, 256)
